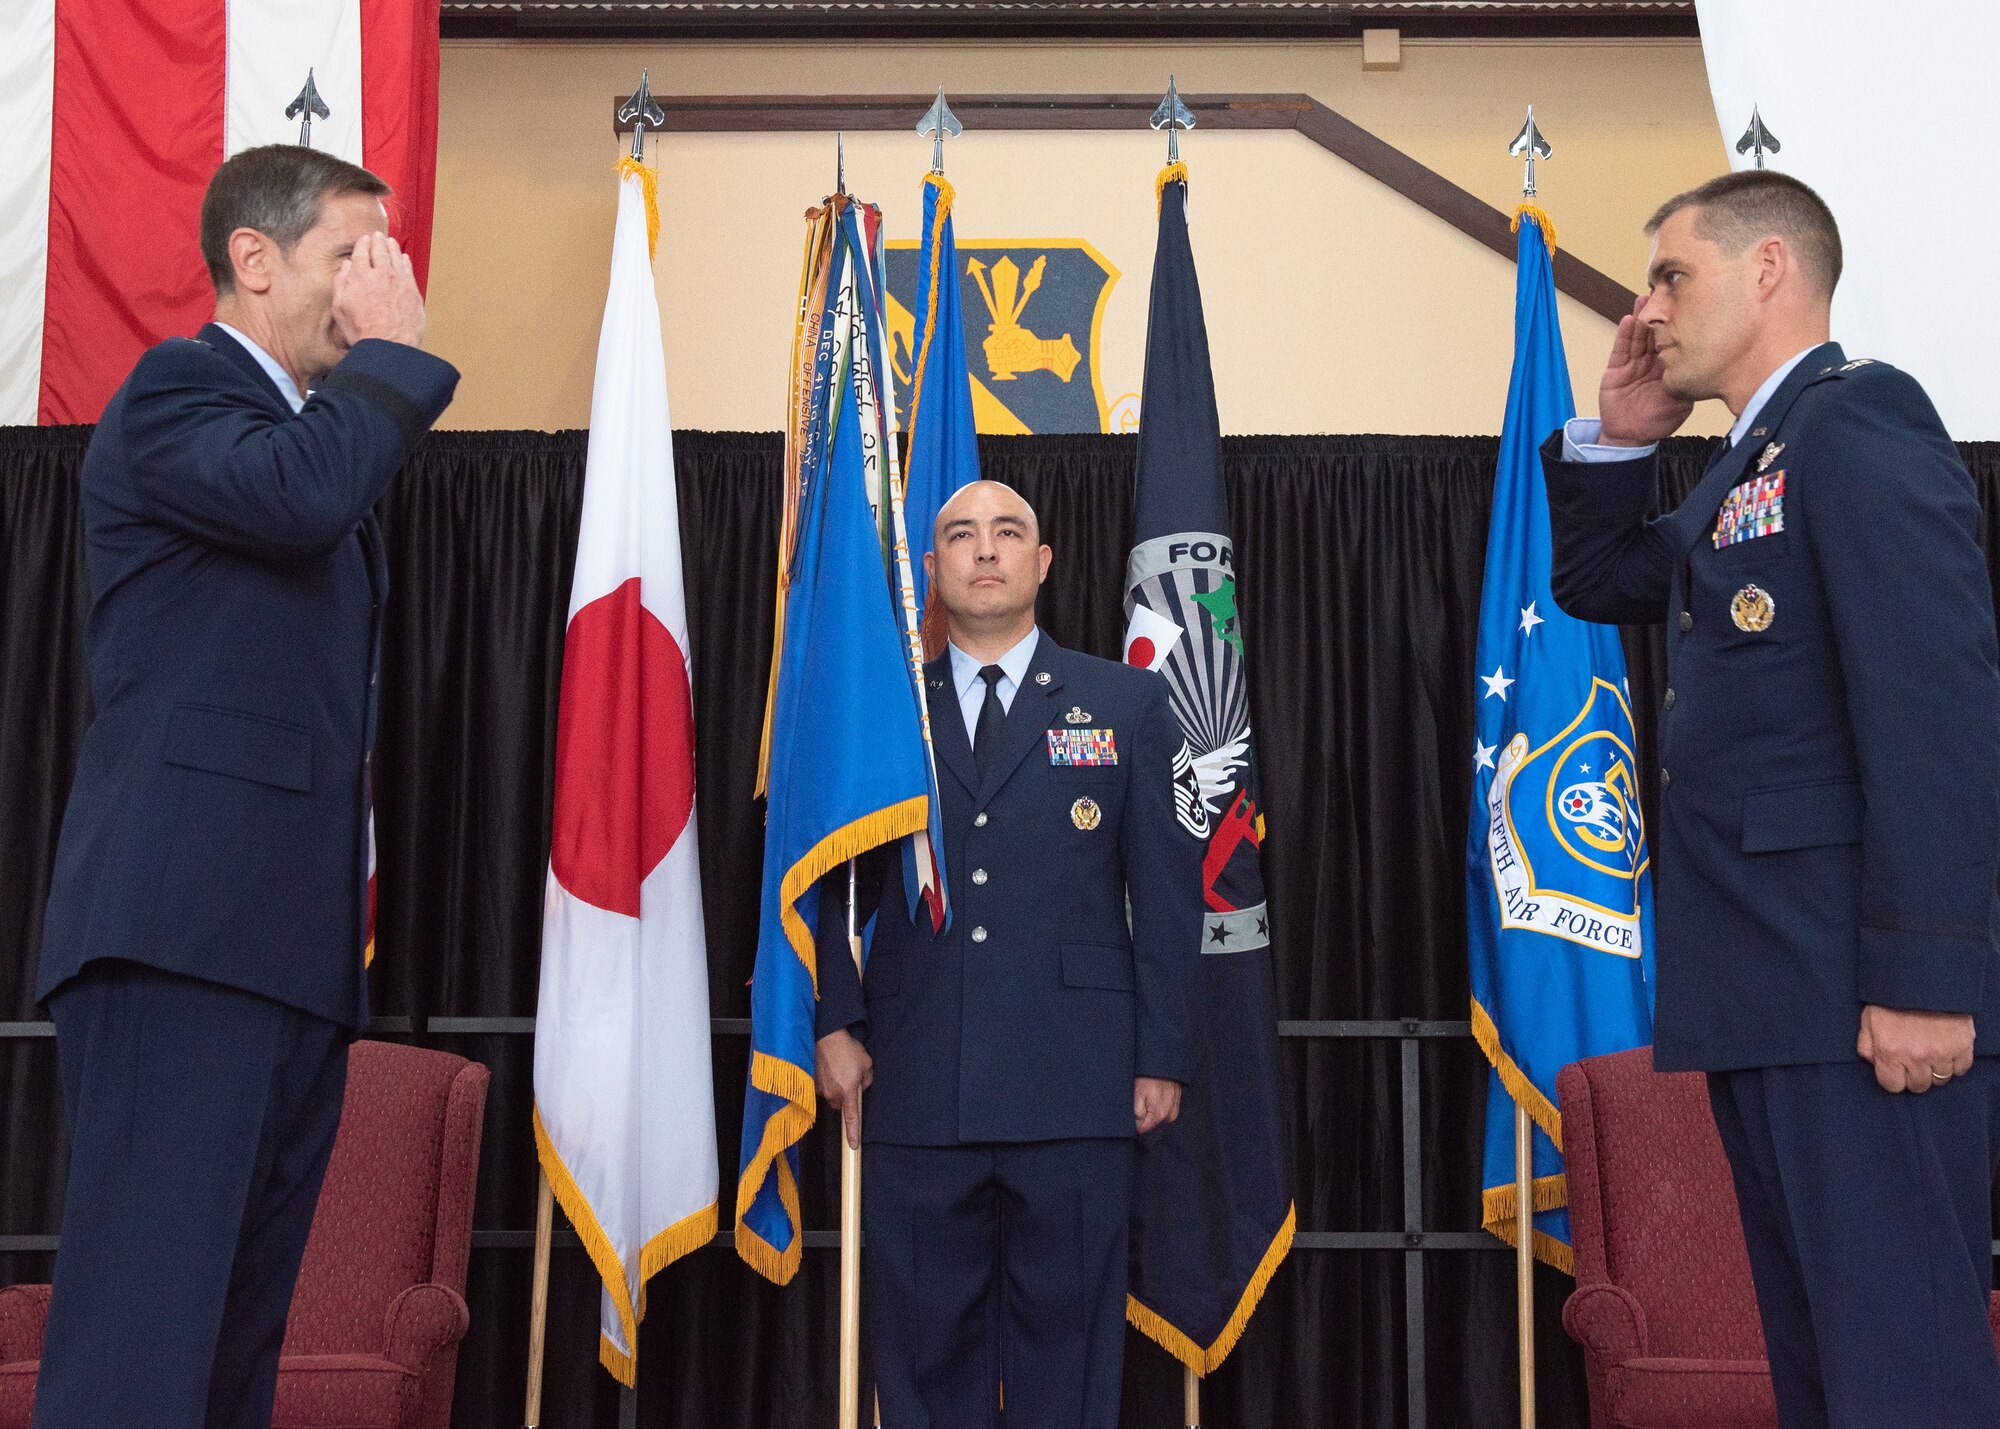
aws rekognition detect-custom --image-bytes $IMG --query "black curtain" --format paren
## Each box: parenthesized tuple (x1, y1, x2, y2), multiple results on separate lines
(6, 425, 2000, 1428)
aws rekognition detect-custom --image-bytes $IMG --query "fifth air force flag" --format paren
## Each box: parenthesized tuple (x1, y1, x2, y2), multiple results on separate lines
(1122, 164, 1294, 1374)
(1466, 205, 1654, 1270)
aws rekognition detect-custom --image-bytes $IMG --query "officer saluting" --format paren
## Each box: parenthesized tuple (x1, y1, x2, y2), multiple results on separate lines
(814, 479, 1204, 1429)
(1543, 170, 2000, 1426)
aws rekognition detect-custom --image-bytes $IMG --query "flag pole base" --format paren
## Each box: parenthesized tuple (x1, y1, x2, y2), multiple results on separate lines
(523, 1169, 554, 1428)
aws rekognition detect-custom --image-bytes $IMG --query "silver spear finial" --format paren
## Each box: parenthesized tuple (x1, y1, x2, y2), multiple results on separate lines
(1509, 105, 1552, 198)
(618, 69, 665, 162)
(286, 70, 330, 148)
(1736, 106, 1781, 170)
(918, 87, 962, 175)
(1150, 75, 1196, 165)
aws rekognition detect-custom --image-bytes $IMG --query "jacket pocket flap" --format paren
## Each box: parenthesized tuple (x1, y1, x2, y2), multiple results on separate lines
(1741, 779, 1861, 853)
(164, 705, 313, 792)
(1061, 943, 1134, 991)
(863, 960, 902, 996)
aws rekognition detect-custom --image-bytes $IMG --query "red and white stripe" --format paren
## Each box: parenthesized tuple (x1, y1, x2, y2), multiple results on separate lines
(0, 0, 439, 426)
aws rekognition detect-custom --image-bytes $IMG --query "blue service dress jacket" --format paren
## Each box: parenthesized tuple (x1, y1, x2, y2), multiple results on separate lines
(815, 636, 1207, 1144)
(37, 325, 459, 1030)
(1542, 341, 2000, 1072)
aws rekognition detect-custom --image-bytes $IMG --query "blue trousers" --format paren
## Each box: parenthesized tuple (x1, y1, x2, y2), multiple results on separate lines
(1708, 1059, 2000, 1429)
(32, 960, 348, 1429)
(863, 1139, 1132, 1429)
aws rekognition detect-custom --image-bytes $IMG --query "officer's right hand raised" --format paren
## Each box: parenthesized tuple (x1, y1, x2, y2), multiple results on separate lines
(1599, 297, 1693, 446)
(332, 231, 426, 351)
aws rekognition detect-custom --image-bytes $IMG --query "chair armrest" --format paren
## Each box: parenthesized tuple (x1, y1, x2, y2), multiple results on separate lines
(1562, 1282, 1648, 1365)
(0, 1285, 51, 1364)
(382, 1283, 469, 1373)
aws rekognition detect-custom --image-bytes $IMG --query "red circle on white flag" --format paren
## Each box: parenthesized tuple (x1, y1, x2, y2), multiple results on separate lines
(1127, 636, 1156, 668)
(549, 578, 696, 917)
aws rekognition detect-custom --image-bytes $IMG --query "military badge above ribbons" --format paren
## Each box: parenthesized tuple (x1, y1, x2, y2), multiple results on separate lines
(1120, 158, 1293, 1376)
(1466, 202, 1654, 1272)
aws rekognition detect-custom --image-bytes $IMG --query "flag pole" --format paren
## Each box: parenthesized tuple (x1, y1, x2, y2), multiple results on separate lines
(1515, 1101, 1537, 1429)
(523, 1168, 554, 1427)
(1184, 1364, 1200, 1428)
(1500, 113, 1547, 1429)
(839, 858, 865, 1429)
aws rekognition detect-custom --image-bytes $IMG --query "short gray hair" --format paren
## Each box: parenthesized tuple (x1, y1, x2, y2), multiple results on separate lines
(1646, 170, 1842, 297)
(198, 145, 390, 296)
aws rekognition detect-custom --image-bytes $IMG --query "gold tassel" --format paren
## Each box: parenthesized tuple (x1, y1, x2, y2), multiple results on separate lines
(617, 155, 661, 261)
(1511, 201, 1558, 256)
(1156, 160, 1190, 214)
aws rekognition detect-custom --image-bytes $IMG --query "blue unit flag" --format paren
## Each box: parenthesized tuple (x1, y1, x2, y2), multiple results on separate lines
(900, 172, 980, 623)
(1466, 206, 1655, 1271)
(735, 199, 935, 1285)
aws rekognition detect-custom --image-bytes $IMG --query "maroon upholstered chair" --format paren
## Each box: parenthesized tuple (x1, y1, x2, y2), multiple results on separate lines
(1559, 1045, 2000, 1429)
(1558, 1046, 1778, 1428)
(0, 1039, 488, 1429)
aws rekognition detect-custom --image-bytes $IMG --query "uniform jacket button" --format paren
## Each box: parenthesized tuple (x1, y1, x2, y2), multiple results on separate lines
(1679, 611, 1694, 633)
(1660, 768, 1671, 790)
(971, 926, 988, 943)
(1663, 688, 1676, 709)
(972, 868, 988, 885)
(973, 812, 988, 827)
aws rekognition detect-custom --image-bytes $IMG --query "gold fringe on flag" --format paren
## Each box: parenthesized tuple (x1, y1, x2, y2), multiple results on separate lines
(1471, 995, 1574, 1272)
(1126, 1201, 1298, 1375)
(533, 1106, 719, 1384)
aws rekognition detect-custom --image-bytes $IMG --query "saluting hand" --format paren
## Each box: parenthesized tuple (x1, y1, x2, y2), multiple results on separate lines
(332, 231, 426, 350)
(1598, 297, 1692, 446)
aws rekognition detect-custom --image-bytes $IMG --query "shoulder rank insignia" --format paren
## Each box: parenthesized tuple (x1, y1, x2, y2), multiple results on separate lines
(1070, 796, 1102, 831)
(1756, 441, 1784, 473)
(1730, 584, 1776, 632)
(1048, 728, 1117, 766)
(1064, 706, 1092, 725)
(1838, 358, 1875, 372)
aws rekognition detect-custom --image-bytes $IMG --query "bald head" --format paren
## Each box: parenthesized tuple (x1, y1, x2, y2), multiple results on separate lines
(935, 480, 1039, 545)
(926, 480, 1051, 654)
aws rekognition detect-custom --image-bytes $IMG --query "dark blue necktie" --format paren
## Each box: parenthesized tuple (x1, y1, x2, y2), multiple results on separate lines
(974, 665, 1006, 774)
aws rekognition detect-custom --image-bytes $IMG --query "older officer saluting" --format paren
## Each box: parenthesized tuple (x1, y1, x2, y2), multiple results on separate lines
(32, 146, 455, 1428)
(1544, 170, 2000, 1427)
(814, 479, 1204, 1429)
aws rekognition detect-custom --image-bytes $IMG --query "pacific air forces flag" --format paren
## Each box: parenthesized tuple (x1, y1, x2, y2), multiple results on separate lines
(533, 158, 717, 1385)
(1466, 204, 1654, 1270)
(1123, 163, 1294, 1375)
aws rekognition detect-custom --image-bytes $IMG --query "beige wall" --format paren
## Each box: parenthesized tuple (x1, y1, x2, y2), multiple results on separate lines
(428, 37, 1734, 435)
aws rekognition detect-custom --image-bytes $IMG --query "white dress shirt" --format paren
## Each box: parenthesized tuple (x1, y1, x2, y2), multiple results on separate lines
(948, 627, 1040, 745)
(215, 322, 307, 414)
(1560, 346, 1818, 464)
